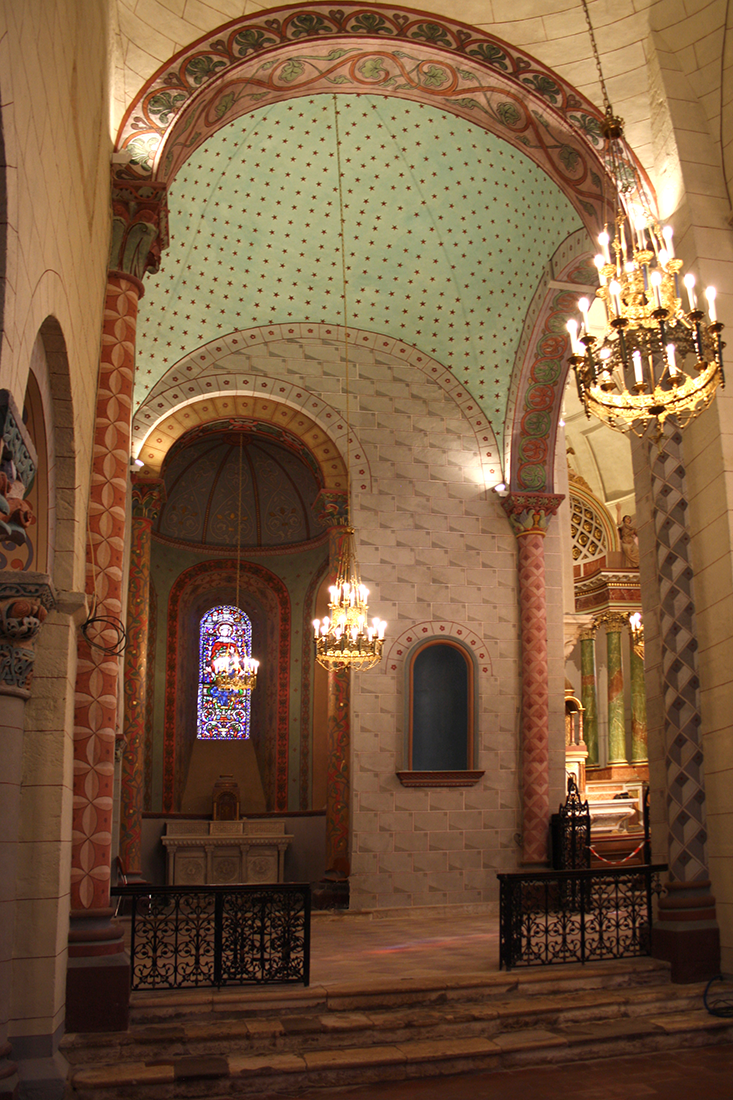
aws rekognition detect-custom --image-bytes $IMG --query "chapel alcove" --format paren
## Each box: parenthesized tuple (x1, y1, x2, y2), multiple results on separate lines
(147, 420, 331, 814)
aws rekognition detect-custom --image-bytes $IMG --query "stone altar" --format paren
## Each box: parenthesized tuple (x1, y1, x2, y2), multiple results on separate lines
(162, 820, 293, 885)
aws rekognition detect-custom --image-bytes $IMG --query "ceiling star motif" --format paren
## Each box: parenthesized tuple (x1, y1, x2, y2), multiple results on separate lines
(135, 94, 582, 440)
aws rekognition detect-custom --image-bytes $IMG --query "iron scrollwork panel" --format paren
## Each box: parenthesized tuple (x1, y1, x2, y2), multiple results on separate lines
(219, 887, 309, 985)
(116, 884, 311, 991)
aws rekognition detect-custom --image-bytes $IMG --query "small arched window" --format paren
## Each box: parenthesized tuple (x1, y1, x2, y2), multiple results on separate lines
(409, 640, 474, 771)
(197, 605, 253, 740)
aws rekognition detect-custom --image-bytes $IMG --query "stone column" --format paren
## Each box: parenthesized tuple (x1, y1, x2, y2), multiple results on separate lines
(313, 491, 351, 888)
(0, 577, 54, 1100)
(579, 628, 599, 767)
(503, 493, 563, 865)
(0, 391, 45, 1100)
(119, 477, 165, 882)
(597, 612, 628, 765)
(66, 181, 167, 1033)
(648, 430, 719, 981)
(629, 631, 648, 763)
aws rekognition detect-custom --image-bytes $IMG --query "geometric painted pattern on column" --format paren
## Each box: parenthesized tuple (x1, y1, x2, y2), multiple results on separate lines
(71, 276, 141, 911)
(651, 428, 708, 883)
(326, 665, 350, 877)
(515, 530, 551, 863)
(503, 493, 563, 865)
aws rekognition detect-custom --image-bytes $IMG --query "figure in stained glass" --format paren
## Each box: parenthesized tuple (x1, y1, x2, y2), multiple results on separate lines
(197, 605, 253, 739)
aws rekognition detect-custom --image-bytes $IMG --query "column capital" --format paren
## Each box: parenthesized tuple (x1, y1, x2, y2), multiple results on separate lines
(594, 610, 630, 633)
(313, 489, 349, 528)
(502, 492, 564, 538)
(579, 626, 597, 641)
(131, 474, 166, 523)
(0, 572, 56, 697)
(110, 180, 169, 283)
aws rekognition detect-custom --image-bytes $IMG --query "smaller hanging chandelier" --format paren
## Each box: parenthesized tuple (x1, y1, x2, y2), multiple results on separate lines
(313, 526, 387, 672)
(211, 626, 259, 691)
(213, 434, 259, 692)
(567, 1, 724, 440)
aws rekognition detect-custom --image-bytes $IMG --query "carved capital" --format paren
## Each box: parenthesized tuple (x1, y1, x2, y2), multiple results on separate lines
(0, 572, 56, 697)
(0, 390, 38, 546)
(131, 475, 166, 523)
(110, 180, 169, 281)
(594, 610, 630, 633)
(502, 492, 564, 538)
(313, 488, 349, 527)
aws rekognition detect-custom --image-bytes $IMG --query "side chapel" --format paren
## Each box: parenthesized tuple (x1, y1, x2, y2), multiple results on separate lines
(1, 0, 733, 1095)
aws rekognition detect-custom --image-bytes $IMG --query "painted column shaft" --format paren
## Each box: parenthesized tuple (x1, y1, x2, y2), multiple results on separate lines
(120, 481, 163, 879)
(515, 530, 551, 863)
(630, 642, 647, 762)
(325, 666, 351, 877)
(606, 628, 626, 763)
(71, 274, 141, 914)
(580, 634, 598, 766)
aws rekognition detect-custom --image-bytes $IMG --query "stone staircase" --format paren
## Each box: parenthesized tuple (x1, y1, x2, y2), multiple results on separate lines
(62, 960, 733, 1098)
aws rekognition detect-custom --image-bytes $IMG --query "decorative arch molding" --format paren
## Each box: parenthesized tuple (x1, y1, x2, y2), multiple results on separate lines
(163, 558, 291, 812)
(114, 3, 643, 237)
(506, 235, 596, 494)
(385, 620, 492, 677)
(132, 323, 501, 488)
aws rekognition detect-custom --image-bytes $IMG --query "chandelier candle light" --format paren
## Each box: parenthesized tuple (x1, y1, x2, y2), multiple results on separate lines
(312, 96, 386, 672)
(568, 0, 724, 439)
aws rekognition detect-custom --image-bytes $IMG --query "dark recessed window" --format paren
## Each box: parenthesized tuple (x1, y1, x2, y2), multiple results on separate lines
(409, 641, 473, 770)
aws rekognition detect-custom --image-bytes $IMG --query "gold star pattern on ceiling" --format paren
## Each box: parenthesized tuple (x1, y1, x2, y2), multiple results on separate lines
(135, 95, 581, 437)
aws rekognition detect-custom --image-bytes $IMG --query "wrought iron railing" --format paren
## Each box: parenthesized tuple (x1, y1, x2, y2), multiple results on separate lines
(497, 864, 667, 971)
(111, 883, 311, 990)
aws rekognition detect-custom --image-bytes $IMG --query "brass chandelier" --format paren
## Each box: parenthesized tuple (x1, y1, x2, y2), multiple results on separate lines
(312, 96, 386, 672)
(567, 0, 724, 440)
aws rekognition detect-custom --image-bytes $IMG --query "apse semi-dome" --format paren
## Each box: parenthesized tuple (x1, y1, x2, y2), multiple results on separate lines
(155, 424, 326, 550)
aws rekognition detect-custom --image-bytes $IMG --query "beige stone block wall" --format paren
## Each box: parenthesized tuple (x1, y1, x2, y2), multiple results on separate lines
(0, 0, 113, 1058)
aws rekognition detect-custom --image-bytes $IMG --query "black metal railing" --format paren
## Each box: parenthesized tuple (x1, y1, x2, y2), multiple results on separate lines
(111, 883, 311, 990)
(497, 864, 667, 971)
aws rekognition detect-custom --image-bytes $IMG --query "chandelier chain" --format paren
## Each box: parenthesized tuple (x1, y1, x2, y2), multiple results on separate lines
(333, 94, 351, 501)
(581, 0, 612, 116)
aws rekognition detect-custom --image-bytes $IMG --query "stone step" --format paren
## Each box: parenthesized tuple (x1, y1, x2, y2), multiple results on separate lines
(66, 1011, 733, 1100)
(123, 956, 672, 1026)
(62, 979, 705, 1066)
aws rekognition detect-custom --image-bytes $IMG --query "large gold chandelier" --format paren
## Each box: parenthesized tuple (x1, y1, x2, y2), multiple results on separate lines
(313, 526, 387, 672)
(312, 96, 386, 672)
(567, 1, 724, 440)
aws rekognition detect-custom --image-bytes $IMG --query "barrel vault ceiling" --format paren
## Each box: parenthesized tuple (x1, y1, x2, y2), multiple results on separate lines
(134, 93, 584, 451)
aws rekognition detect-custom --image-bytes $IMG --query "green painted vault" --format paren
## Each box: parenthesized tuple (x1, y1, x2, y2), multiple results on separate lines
(135, 93, 583, 442)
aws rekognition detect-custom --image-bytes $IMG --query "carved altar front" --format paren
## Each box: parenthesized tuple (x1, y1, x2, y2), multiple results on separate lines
(162, 820, 292, 885)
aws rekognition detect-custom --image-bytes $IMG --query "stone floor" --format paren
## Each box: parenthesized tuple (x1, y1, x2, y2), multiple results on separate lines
(270, 1045, 733, 1099)
(307, 906, 501, 988)
(285, 907, 733, 1099)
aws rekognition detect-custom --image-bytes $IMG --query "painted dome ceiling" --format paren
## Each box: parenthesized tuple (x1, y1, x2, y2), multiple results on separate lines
(134, 93, 584, 443)
(155, 426, 326, 550)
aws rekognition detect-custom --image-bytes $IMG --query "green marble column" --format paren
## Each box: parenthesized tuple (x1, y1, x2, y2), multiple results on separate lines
(605, 617, 627, 764)
(630, 640, 648, 762)
(580, 630, 599, 767)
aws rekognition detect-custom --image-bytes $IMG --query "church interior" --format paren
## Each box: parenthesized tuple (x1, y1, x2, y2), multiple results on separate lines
(2, 0, 733, 1095)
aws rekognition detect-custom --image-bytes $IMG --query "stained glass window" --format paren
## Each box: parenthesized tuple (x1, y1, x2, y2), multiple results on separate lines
(197, 605, 253, 740)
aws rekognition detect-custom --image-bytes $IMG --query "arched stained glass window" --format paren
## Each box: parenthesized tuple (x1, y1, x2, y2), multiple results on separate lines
(197, 605, 253, 740)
